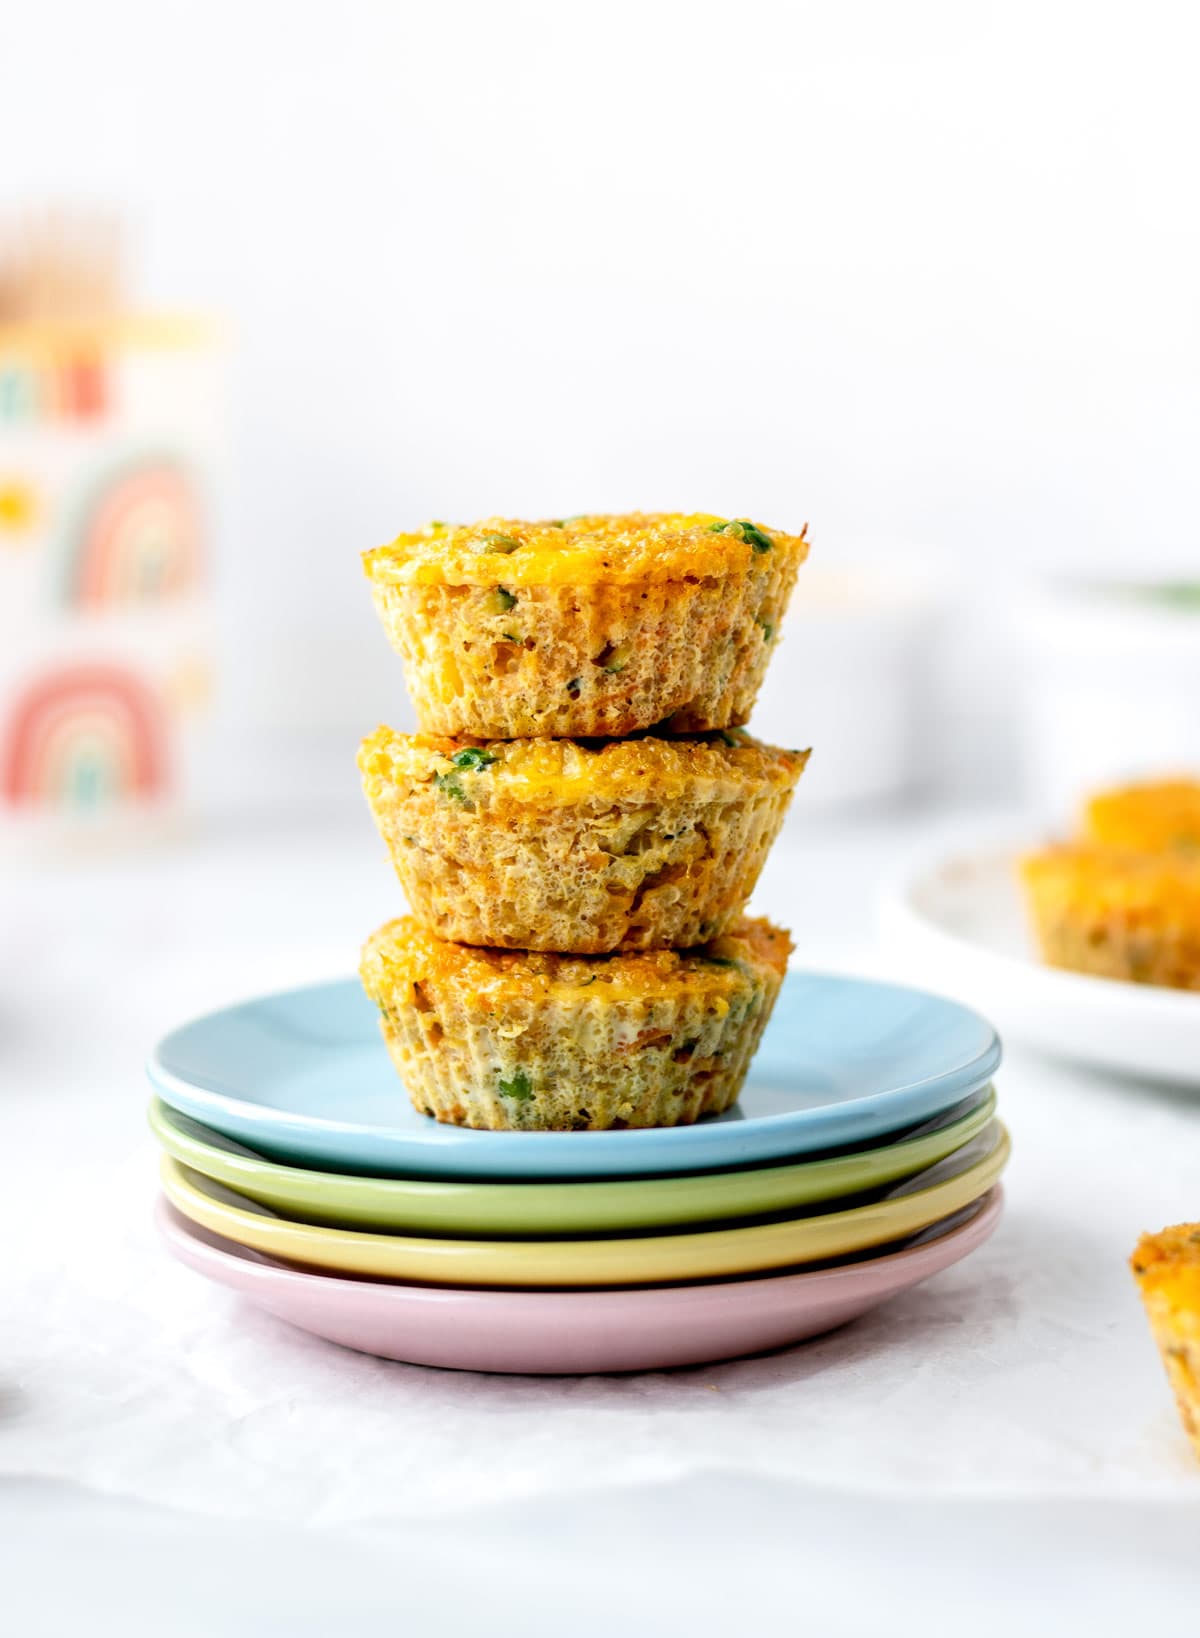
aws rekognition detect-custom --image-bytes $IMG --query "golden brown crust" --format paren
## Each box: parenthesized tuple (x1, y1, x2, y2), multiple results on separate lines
(362, 912, 791, 1003)
(1086, 779, 1200, 854)
(358, 727, 808, 952)
(363, 512, 810, 588)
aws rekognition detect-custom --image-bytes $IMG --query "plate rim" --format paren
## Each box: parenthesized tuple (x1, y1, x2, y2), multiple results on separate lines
(147, 1088, 999, 1231)
(146, 969, 1004, 1176)
(155, 1183, 1006, 1308)
(156, 1124, 1011, 1287)
(886, 841, 1200, 1021)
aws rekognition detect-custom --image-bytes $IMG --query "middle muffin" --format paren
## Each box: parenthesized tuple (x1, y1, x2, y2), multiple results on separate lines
(359, 726, 808, 953)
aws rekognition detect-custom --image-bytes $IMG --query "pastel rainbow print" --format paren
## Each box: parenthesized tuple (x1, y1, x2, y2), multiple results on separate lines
(3, 665, 168, 809)
(61, 455, 203, 608)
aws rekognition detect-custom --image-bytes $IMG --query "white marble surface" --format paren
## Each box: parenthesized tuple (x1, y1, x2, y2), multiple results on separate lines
(3, 811, 1199, 1631)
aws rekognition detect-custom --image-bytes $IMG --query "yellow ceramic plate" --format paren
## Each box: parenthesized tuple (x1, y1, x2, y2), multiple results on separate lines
(159, 1122, 1010, 1288)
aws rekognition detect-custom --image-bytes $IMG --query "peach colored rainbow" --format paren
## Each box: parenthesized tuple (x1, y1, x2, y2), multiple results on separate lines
(64, 457, 203, 607)
(3, 665, 167, 807)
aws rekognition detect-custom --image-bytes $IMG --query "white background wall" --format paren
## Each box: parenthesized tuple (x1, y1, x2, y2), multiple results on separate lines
(5, 0, 1199, 808)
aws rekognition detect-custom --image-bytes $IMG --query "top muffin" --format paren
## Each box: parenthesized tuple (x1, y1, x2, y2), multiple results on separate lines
(364, 512, 809, 739)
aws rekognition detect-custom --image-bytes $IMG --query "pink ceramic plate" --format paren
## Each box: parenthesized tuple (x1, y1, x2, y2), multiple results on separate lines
(156, 1187, 1004, 1375)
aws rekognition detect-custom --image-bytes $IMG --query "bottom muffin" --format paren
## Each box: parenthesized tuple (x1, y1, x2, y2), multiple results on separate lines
(1131, 1222, 1200, 1461)
(359, 915, 792, 1131)
(1020, 845, 1200, 990)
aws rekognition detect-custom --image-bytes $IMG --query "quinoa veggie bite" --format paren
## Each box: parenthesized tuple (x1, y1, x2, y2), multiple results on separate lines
(358, 726, 808, 953)
(359, 914, 793, 1131)
(363, 512, 809, 739)
(1020, 844, 1200, 990)
(1131, 1223, 1200, 1461)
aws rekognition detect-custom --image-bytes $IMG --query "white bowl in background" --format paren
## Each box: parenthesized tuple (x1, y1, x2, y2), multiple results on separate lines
(1020, 582, 1200, 827)
(750, 565, 942, 810)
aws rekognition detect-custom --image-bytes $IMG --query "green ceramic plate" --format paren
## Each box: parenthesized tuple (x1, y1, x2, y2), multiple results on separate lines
(148, 1088, 997, 1236)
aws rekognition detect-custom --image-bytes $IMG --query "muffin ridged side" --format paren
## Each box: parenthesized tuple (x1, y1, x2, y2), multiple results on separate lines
(364, 513, 808, 738)
(1021, 845, 1200, 989)
(359, 915, 792, 1131)
(1131, 1223, 1200, 1461)
(359, 728, 808, 952)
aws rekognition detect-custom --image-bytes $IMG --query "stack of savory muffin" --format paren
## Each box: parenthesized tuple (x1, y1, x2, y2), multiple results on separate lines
(1021, 779, 1200, 991)
(356, 512, 809, 1132)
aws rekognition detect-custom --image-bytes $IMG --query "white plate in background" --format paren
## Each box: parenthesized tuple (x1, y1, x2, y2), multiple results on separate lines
(881, 846, 1200, 1089)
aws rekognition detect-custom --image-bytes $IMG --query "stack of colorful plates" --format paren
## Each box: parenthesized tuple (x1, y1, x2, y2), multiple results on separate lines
(149, 970, 1008, 1374)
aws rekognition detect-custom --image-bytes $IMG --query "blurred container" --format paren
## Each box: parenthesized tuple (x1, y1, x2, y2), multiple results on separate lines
(0, 243, 221, 849)
(749, 564, 942, 811)
(1020, 581, 1200, 825)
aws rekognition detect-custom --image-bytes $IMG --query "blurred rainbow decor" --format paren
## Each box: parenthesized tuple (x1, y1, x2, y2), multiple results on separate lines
(2, 663, 166, 808)
(0, 207, 220, 838)
(60, 454, 203, 608)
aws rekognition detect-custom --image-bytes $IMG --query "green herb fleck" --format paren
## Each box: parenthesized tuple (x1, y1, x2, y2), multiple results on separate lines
(718, 730, 743, 748)
(485, 586, 518, 615)
(759, 620, 774, 642)
(698, 952, 742, 969)
(502, 631, 521, 643)
(434, 772, 469, 804)
(708, 518, 773, 553)
(451, 746, 498, 771)
(475, 531, 520, 554)
(498, 1068, 534, 1101)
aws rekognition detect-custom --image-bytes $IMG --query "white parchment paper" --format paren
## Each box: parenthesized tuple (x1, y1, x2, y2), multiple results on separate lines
(3, 825, 1197, 1553)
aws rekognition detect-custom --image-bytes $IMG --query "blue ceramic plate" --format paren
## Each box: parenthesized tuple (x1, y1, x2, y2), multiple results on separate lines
(147, 972, 1002, 1180)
